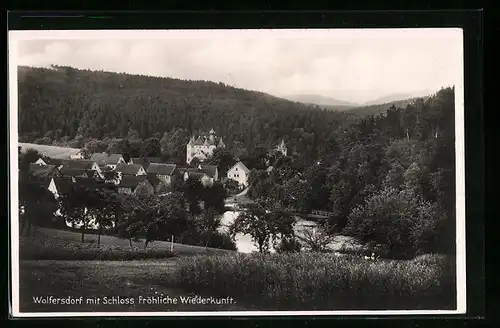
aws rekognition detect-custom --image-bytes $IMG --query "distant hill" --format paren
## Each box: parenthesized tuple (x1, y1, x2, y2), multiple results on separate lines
(362, 90, 435, 106)
(347, 96, 431, 117)
(282, 94, 358, 111)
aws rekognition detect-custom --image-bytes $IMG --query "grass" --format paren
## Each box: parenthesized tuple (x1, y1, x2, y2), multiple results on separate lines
(19, 260, 249, 312)
(172, 252, 456, 311)
(18, 142, 81, 159)
(19, 227, 235, 260)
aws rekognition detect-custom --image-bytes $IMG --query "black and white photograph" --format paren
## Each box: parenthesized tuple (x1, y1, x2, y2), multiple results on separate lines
(9, 28, 465, 317)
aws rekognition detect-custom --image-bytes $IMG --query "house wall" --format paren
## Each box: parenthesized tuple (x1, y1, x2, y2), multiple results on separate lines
(118, 187, 132, 194)
(157, 174, 172, 186)
(227, 165, 248, 186)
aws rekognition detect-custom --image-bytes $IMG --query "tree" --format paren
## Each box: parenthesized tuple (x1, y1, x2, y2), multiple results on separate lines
(18, 171, 58, 236)
(229, 198, 295, 253)
(296, 223, 337, 252)
(142, 137, 161, 157)
(201, 182, 227, 214)
(58, 184, 94, 243)
(81, 138, 109, 158)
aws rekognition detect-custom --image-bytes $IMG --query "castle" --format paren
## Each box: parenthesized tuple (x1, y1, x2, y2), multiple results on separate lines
(186, 129, 225, 164)
(275, 139, 288, 156)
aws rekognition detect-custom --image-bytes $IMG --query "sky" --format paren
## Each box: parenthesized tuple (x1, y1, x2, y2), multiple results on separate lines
(12, 29, 463, 104)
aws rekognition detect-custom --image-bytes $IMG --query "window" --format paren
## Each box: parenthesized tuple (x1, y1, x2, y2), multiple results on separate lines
(235, 168, 238, 171)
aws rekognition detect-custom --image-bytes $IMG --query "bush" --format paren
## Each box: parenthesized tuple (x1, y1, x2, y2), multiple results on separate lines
(172, 252, 455, 310)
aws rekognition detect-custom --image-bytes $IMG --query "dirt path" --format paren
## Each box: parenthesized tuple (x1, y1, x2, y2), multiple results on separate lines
(19, 259, 248, 313)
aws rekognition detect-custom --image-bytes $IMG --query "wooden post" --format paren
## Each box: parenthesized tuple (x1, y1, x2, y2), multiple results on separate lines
(170, 235, 174, 252)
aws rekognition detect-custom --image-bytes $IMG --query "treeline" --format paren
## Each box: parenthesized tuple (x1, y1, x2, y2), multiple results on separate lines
(247, 87, 456, 259)
(18, 65, 352, 165)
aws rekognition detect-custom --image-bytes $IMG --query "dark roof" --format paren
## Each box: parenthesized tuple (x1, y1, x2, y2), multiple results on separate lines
(60, 167, 89, 177)
(61, 160, 96, 170)
(74, 177, 116, 190)
(52, 177, 75, 194)
(147, 174, 162, 187)
(90, 152, 108, 166)
(106, 154, 124, 165)
(185, 171, 209, 181)
(130, 158, 149, 169)
(147, 163, 177, 175)
(115, 163, 144, 175)
(29, 164, 60, 178)
(90, 152, 124, 165)
(45, 158, 71, 166)
(118, 175, 149, 189)
(146, 157, 162, 164)
(199, 164, 218, 178)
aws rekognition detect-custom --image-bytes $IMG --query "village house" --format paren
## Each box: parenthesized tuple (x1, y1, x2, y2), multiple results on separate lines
(227, 161, 250, 187)
(273, 139, 288, 157)
(90, 152, 126, 170)
(183, 169, 214, 187)
(115, 163, 147, 177)
(186, 129, 225, 164)
(37, 158, 71, 170)
(198, 164, 219, 181)
(146, 163, 179, 187)
(117, 175, 155, 195)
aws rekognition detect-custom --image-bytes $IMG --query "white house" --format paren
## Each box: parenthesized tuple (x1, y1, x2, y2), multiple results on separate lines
(227, 161, 250, 187)
(186, 129, 225, 164)
(70, 151, 85, 160)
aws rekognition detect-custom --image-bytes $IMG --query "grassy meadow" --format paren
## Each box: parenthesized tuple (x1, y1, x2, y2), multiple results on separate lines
(20, 227, 234, 260)
(172, 252, 456, 310)
(18, 142, 81, 159)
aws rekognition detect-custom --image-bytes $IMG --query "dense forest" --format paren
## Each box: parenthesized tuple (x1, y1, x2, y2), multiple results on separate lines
(18, 65, 357, 165)
(17, 65, 456, 258)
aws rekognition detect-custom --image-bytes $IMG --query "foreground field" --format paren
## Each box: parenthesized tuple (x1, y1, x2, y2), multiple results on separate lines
(19, 260, 250, 312)
(173, 252, 456, 311)
(20, 228, 235, 260)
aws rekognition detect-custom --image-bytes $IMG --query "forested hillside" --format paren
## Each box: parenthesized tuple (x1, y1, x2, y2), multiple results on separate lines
(18, 65, 354, 164)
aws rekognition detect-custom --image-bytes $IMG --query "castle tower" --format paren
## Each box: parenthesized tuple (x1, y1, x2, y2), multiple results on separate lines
(218, 136, 225, 148)
(277, 139, 287, 156)
(209, 129, 216, 144)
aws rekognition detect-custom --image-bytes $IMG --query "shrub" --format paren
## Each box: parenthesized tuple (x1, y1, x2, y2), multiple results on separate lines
(172, 252, 455, 310)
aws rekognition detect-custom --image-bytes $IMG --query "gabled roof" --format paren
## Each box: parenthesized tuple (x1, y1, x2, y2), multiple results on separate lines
(199, 164, 218, 178)
(193, 137, 204, 146)
(147, 163, 177, 175)
(74, 177, 116, 191)
(106, 154, 124, 165)
(61, 160, 97, 170)
(115, 163, 144, 175)
(44, 158, 71, 166)
(29, 163, 60, 178)
(51, 177, 74, 194)
(229, 161, 250, 173)
(147, 174, 162, 187)
(90, 152, 124, 165)
(60, 167, 89, 178)
(90, 152, 108, 166)
(118, 175, 149, 189)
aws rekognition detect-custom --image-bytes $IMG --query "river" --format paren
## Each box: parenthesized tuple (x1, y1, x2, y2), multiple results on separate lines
(218, 211, 318, 253)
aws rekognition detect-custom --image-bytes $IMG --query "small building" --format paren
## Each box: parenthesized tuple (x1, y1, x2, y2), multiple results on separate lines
(227, 161, 250, 187)
(146, 163, 179, 186)
(275, 139, 288, 156)
(117, 175, 155, 195)
(198, 164, 219, 181)
(183, 170, 214, 187)
(48, 177, 75, 199)
(115, 163, 147, 176)
(34, 157, 48, 165)
(147, 174, 165, 193)
(90, 153, 126, 169)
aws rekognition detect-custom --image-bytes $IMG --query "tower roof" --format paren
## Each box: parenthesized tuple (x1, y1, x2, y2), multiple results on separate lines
(209, 129, 216, 134)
